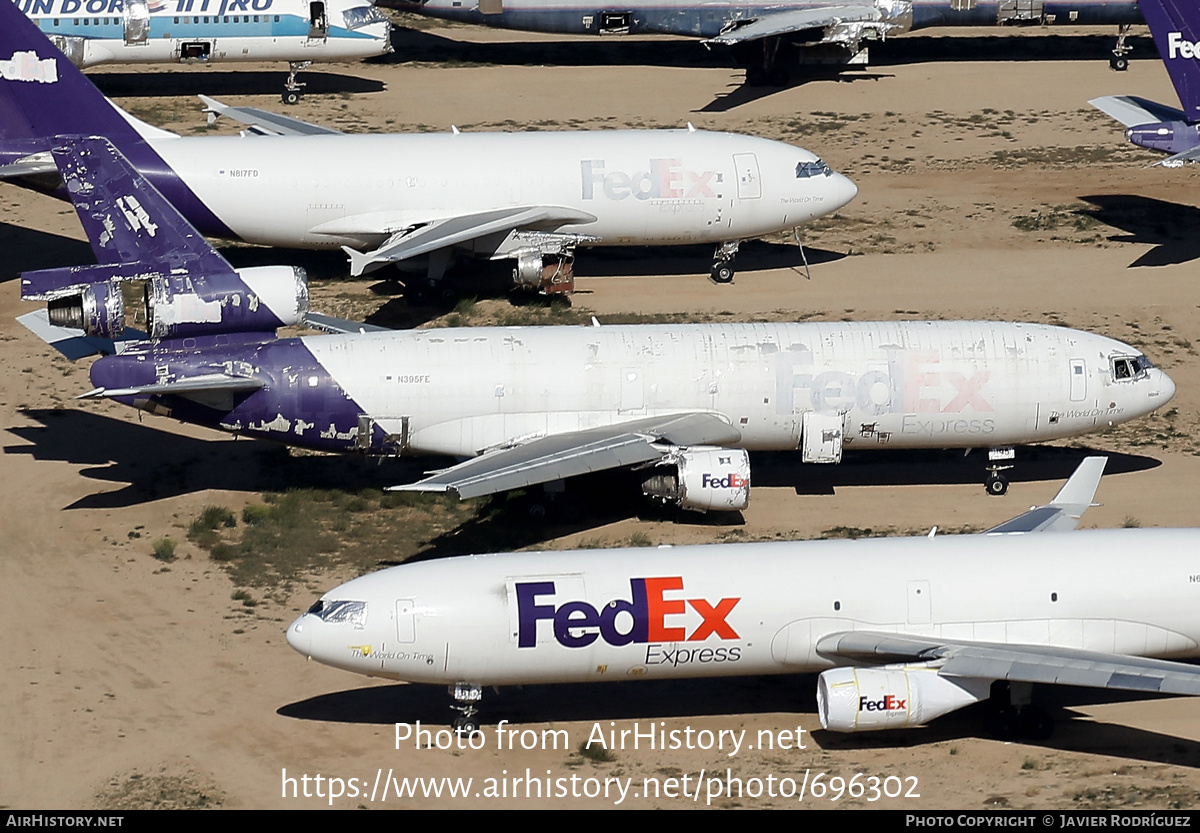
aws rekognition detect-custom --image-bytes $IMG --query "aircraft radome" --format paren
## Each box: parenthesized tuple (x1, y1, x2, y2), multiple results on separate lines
(0, 3, 856, 298)
(378, 0, 1146, 85)
(1091, 0, 1200, 167)
(19, 137, 1175, 507)
(16, 0, 393, 103)
(288, 457, 1200, 740)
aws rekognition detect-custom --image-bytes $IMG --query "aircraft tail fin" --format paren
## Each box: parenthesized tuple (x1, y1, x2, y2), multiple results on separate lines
(0, 3, 175, 146)
(1144, 0, 1200, 122)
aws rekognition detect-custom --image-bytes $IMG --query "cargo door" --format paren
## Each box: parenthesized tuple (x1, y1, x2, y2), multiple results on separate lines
(309, 1, 329, 39)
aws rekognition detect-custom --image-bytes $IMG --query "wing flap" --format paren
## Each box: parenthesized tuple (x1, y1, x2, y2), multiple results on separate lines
(983, 456, 1106, 534)
(390, 412, 741, 499)
(199, 95, 343, 136)
(703, 5, 879, 45)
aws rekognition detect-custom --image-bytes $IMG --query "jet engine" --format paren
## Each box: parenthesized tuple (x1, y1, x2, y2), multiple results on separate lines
(1125, 121, 1200, 158)
(512, 251, 574, 294)
(640, 447, 751, 512)
(23, 265, 309, 341)
(816, 666, 990, 732)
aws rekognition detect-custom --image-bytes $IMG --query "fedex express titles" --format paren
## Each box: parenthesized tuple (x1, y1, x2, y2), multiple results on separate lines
(516, 577, 743, 667)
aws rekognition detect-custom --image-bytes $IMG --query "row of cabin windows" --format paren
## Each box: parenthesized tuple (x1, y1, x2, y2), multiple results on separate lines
(49, 15, 282, 24)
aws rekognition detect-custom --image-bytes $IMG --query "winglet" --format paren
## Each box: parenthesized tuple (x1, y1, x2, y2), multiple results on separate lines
(983, 457, 1107, 535)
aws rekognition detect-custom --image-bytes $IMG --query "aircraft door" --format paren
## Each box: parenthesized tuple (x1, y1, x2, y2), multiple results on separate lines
(800, 411, 845, 463)
(124, 0, 150, 45)
(396, 599, 416, 643)
(733, 153, 762, 200)
(1069, 359, 1086, 402)
(309, 2, 329, 38)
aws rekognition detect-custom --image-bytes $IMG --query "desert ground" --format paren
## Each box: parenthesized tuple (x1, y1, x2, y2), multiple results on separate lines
(5, 17, 1200, 809)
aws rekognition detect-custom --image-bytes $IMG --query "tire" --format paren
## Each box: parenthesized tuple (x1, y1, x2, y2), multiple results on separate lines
(1018, 706, 1054, 741)
(282, 90, 302, 105)
(711, 264, 735, 284)
(454, 717, 480, 736)
(986, 706, 1019, 741)
(1110, 56, 1129, 72)
(986, 475, 1008, 496)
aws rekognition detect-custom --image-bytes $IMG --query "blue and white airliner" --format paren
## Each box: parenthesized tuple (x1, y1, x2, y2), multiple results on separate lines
(14, 0, 393, 102)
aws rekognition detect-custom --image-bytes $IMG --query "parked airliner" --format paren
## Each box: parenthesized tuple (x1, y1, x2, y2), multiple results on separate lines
(288, 458, 1200, 739)
(18, 137, 1173, 504)
(1091, 0, 1200, 167)
(0, 3, 855, 295)
(16, 0, 393, 102)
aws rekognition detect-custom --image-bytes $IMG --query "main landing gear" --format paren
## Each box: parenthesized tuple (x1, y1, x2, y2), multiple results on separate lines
(984, 447, 1014, 496)
(450, 683, 483, 736)
(1110, 24, 1132, 71)
(711, 241, 740, 284)
(282, 60, 312, 105)
(985, 681, 1053, 741)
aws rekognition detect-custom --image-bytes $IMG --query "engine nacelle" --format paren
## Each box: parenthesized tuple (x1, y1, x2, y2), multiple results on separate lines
(1126, 121, 1200, 157)
(46, 280, 125, 339)
(641, 446, 750, 512)
(512, 251, 574, 294)
(145, 265, 309, 339)
(816, 666, 990, 733)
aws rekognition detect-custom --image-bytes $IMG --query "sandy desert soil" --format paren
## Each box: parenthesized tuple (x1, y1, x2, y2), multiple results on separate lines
(5, 20, 1200, 809)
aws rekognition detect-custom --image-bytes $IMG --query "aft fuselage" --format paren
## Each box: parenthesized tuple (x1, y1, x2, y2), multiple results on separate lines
(286, 528, 1200, 686)
(89, 320, 1173, 457)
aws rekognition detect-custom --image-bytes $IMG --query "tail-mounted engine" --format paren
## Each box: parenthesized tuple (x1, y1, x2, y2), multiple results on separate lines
(816, 666, 990, 733)
(640, 446, 751, 512)
(22, 263, 309, 341)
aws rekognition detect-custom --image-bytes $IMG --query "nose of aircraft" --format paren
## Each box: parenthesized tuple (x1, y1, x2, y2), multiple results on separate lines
(286, 616, 311, 657)
(1154, 367, 1177, 408)
(831, 172, 858, 211)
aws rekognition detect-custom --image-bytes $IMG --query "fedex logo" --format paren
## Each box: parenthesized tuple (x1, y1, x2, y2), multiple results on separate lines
(701, 473, 747, 489)
(1168, 32, 1200, 60)
(859, 694, 907, 712)
(0, 51, 56, 84)
(581, 159, 719, 201)
(516, 577, 740, 649)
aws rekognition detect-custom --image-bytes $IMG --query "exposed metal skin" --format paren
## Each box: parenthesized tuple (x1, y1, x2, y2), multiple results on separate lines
(16, 0, 392, 69)
(88, 320, 1173, 461)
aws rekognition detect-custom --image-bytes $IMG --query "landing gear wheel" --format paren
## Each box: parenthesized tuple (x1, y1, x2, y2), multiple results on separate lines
(985, 473, 1009, 496)
(1110, 55, 1129, 71)
(711, 263, 735, 284)
(1017, 706, 1054, 741)
(453, 716, 480, 736)
(768, 65, 789, 86)
(438, 286, 459, 307)
(986, 705, 1019, 741)
(282, 89, 302, 105)
(745, 65, 767, 87)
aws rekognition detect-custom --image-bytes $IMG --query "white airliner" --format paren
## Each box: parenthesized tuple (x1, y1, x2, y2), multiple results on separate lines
(16, 0, 394, 102)
(0, 3, 856, 295)
(287, 458, 1200, 739)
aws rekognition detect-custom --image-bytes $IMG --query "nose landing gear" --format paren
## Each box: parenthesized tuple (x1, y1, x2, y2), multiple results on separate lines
(282, 60, 312, 105)
(711, 241, 740, 284)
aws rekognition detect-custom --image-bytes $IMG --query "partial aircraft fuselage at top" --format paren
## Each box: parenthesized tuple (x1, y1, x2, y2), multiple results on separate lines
(90, 320, 1172, 463)
(385, 0, 1143, 40)
(14, 0, 393, 69)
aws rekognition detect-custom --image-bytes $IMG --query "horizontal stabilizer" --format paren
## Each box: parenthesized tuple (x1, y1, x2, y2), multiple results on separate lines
(1088, 95, 1186, 127)
(343, 206, 599, 277)
(79, 373, 263, 399)
(17, 309, 137, 360)
(983, 456, 1107, 534)
(703, 5, 878, 46)
(199, 95, 343, 137)
(390, 412, 741, 499)
(304, 312, 391, 334)
(817, 631, 1200, 696)
(0, 151, 57, 179)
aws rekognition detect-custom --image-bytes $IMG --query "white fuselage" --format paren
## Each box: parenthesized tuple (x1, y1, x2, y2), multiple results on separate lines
(286, 528, 1200, 686)
(145, 130, 857, 250)
(296, 320, 1171, 458)
(19, 0, 391, 67)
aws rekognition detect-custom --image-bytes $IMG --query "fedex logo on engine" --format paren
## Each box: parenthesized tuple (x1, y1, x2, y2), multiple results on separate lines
(1168, 32, 1200, 60)
(581, 159, 719, 201)
(516, 577, 740, 649)
(701, 473, 747, 489)
(859, 694, 907, 712)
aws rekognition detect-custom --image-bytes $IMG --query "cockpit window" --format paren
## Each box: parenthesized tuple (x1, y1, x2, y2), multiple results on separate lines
(307, 599, 367, 628)
(343, 6, 389, 28)
(796, 159, 833, 179)
(1111, 356, 1151, 381)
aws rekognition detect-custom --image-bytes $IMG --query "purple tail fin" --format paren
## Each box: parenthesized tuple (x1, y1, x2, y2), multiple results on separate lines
(1145, 0, 1200, 123)
(0, 3, 142, 144)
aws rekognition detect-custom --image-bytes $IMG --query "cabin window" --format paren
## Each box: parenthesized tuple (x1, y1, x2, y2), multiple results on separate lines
(833, 600, 841, 611)
(1111, 356, 1150, 381)
(343, 6, 389, 29)
(796, 159, 832, 179)
(307, 600, 367, 628)
(1051, 592, 1058, 602)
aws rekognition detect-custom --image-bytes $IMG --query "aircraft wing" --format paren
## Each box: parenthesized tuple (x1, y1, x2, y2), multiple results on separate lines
(702, 4, 881, 46)
(816, 631, 1200, 697)
(199, 96, 344, 136)
(303, 312, 392, 334)
(340, 206, 599, 277)
(1088, 95, 1187, 127)
(390, 412, 742, 499)
(982, 457, 1106, 534)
